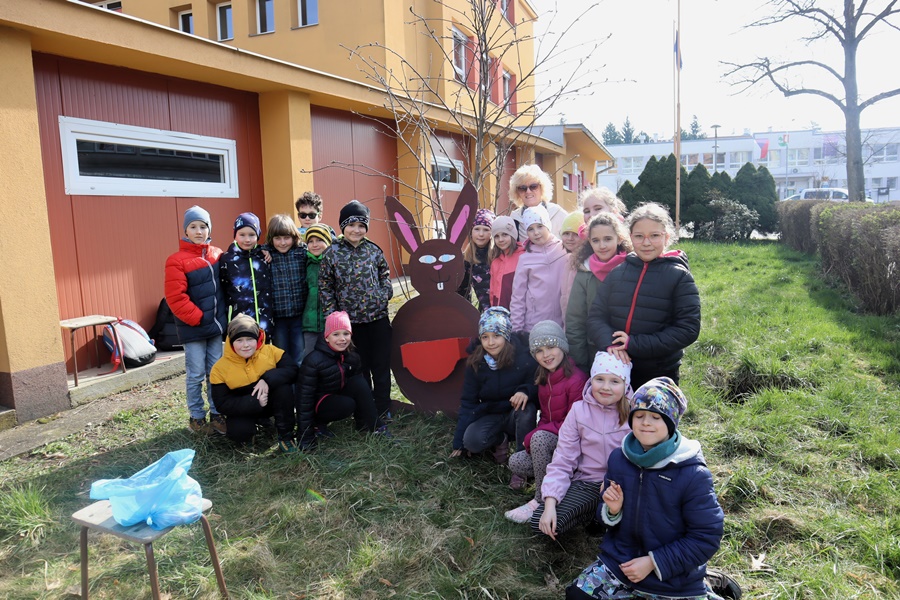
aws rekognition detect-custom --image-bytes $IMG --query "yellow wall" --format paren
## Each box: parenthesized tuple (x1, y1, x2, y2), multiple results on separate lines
(0, 28, 65, 373)
(259, 90, 315, 222)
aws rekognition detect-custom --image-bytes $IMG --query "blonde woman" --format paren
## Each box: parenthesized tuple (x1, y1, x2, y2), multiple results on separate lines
(509, 165, 566, 239)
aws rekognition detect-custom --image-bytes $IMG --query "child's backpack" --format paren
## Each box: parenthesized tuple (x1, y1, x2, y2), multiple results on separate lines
(147, 298, 182, 351)
(102, 319, 157, 369)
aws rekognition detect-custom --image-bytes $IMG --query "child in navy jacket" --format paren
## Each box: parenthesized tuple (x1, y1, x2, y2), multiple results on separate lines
(220, 212, 274, 335)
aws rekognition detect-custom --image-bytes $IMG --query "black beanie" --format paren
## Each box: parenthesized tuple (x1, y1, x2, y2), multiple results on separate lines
(339, 200, 370, 231)
(227, 314, 260, 343)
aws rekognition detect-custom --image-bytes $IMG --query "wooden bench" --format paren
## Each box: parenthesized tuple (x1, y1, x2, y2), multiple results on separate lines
(59, 315, 125, 386)
(71, 498, 228, 599)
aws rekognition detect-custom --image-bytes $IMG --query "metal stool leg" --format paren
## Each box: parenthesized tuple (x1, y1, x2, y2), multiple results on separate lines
(80, 526, 89, 600)
(144, 542, 162, 600)
(200, 515, 229, 598)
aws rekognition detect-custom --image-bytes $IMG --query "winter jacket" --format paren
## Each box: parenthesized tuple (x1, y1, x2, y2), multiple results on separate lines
(470, 246, 492, 312)
(586, 251, 701, 376)
(266, 244, 308, 319)
(489, 243, 525, 310)
(318, 237, 392, 324)
(297, 335, 363, 444)
(565, 264, 600, 372)
(523, 357, 587, 451)
(540, 379, 630, 503)
(209, 339, 298, 416)
(219, 242, 275, 333)
(598, 438, 724, 597)
(302, 250, 326, 333)
(509, 237, 569, 332)
(558, 259, 578, 328)
(511, 201, 567, 239)
(164, 239, 226, 344)
(453, 335, 538, 450)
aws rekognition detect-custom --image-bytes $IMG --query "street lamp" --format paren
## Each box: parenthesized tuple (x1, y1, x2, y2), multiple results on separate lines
(711, 124, 720, 173)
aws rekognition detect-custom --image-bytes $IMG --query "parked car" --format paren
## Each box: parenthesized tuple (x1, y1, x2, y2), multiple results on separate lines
(784, 193, 801, 201)
(796, 188, 874, 202)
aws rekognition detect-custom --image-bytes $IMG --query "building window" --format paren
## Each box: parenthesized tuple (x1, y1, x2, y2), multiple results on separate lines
(257, 0, 274, 33)
(869, 142, 899, 163)
(728, 151, 750, 169)
(93, 1, 123, 11)
(788, 148, 810, 168)
(58, 116, 239, 197)
(619, 157, 644, 175)
(298, 0, 318, 26)
(178, 10, 193, 34)
(562, 173, 572, 191)
(887, 177, 897, 190)
(216, 2, 233, 41)
(763, 149, 781, 167)
(432, 157, 464, 191)
(499, 0, 514, 22)
(452, 27, 468, 82)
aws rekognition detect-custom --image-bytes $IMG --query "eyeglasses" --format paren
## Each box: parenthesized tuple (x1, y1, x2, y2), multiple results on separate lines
(632, 232, 666, 243)
(516, 183, 541, 193)
(297, 212, 319, 219)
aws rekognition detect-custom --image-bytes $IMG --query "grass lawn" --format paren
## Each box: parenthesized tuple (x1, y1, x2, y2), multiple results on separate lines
(1, 240, 899, 599)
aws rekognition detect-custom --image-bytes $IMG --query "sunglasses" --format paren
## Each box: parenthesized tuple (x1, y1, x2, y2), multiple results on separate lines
(297, 212, 319, 219)
(516, 183, 541, 193)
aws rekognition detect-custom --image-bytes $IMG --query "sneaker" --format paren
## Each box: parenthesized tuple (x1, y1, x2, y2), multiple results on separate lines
(208, 414, 227, 436)
(188, 417, 208, 434)
(492, 435, 509, 464)
(504, 499, 539, 524)
(315, 424, 336, 439)
(706, 569, 742, 600)
(509, 474, 527, 490)
(278, 438, 299, 453)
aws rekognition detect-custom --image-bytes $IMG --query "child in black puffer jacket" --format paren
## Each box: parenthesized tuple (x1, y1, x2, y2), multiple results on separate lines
(296, 311, 384, 450)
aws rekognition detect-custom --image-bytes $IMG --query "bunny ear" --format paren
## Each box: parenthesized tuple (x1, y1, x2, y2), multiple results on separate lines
(385, 196, 422, 254)
(447, 182, 479, 246)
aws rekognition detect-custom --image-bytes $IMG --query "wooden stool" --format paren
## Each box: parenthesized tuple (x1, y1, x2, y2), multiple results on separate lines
(60, 315, 126, 386)
(72, 498, 228, 599)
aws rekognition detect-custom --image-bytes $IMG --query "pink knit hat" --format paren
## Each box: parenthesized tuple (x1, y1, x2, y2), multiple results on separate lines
(324, 311, 352, 338)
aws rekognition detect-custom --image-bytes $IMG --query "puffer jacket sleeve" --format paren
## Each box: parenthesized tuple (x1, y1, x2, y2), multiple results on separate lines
(318, 247, 337, 317)
(164, 255, 202, 326)
(378, 250, 393, 303)
(566, 273, 592, 371)
(260, 353, 299, 388)
(210, 383, 262, 416)
(648, 465, 724, 582)
(626, 268, 701, 359)
(509, 259, 529, 331)
(297, 357, 321, 444)
(453, 365, 481, 450)
(587, 273, 616, 353)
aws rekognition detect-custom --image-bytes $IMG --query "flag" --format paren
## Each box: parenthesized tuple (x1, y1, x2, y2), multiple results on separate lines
(674, 30, 683, 70)
(778, 134, 789, 147)
(756, 138, 769, 160)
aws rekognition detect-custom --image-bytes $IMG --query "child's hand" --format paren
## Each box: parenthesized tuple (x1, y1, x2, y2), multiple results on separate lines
(611, 330, 630, 349)
(509, 392, 529, 411)
(602, 480, 624, 515)
(608, 346, 631, 365)
(619, 555, 654, 583)
(252, 380, 270, 406)
(539, 498, 558, 539)
(261, 248, 272, 263)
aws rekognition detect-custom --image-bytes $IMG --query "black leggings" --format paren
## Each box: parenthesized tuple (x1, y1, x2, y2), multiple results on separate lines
(223, 383, 294, 444)
(315, 375, 379, 432)
(351, 317, 393, 415)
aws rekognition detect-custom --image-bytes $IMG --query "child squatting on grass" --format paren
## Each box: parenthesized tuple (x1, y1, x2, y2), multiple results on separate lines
(504, 321, 587, 523)
(533, 351, 632, 540)
(566, 377, 742, 600)
(451, 307, 538, 462)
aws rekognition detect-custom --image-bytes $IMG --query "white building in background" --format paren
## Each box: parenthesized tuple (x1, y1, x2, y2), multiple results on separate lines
(596, 127, 900, 203)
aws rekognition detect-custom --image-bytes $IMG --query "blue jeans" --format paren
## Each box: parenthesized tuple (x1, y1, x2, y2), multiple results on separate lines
(184, 336, 223, 419)
(271, 315, 304, 366)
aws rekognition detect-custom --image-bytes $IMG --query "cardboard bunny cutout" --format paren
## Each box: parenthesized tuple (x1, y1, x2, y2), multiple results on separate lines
(386, 183, 480, 416)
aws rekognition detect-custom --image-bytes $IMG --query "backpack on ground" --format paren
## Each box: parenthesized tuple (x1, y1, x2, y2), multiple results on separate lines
(148, 298, 183, 351)
(102, 319, 157, 369)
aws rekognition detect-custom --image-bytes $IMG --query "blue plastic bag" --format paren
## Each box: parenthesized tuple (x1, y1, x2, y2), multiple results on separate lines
(90, 449, 204, 530)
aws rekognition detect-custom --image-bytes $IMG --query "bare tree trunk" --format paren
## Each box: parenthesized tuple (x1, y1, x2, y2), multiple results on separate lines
(843, 2, 865, 202)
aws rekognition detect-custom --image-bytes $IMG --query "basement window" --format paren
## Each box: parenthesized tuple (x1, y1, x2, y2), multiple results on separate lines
(432, 157, 464, 192)
(58, 116, 239, 197)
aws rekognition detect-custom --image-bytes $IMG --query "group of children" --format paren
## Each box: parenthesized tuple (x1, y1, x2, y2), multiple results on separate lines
(164, 194, 393, 451)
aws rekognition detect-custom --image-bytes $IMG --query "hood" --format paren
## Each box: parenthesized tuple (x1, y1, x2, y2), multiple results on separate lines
(221, 333, 265, 363)
(650, 436, 703, 469)
(626, 249, 690, 270)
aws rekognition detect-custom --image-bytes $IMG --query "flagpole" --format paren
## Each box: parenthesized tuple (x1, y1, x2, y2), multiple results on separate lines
(674, 0, 682, 232)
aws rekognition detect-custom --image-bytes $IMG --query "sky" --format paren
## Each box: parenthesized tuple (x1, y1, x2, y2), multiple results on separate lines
(531, 0, 900, 140)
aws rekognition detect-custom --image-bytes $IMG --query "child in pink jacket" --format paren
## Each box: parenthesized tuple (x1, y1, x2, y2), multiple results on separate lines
(489, 216, 525, 310)
(505, 321, 588, 524)
(534, 352, 632, 539)
(509, 205, 568, 332)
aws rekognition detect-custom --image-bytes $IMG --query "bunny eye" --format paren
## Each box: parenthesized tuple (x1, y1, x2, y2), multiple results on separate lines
(418, 255, 437, 264)
(439, 254, 456, 263)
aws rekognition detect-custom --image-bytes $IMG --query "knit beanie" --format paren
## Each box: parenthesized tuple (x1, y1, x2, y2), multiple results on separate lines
(324, 311, 352, 338)
(233, 212, 261, 237)
(339, 200, 370, 231)
(227, 314, 260, 344)
(628, 376, 687, 437)
(529, 320, 568, 355)
(478, 307, 512, 341)
(473, 208, 495, 229)
(522, 205, 551, 231)
(183, 205, 211, 234)
(561, 211, 582, 236)
(305, 223, 333, 245)
(491, 216, 518, 241)
(591, 351, 633, 396)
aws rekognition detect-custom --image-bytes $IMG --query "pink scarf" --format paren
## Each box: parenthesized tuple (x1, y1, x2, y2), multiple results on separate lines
(589, 251, 627, 281)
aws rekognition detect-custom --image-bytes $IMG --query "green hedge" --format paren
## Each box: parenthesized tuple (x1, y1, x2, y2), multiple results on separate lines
(815, 202, 900, 315)
(776, 200, 827, 253)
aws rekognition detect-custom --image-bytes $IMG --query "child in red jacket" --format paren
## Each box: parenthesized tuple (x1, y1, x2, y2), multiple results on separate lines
(164, 206, 227, 435)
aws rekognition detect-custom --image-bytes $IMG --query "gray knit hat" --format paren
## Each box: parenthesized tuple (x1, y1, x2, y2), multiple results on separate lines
(183, 205, 211, 234)
(529, 320, 568, 355)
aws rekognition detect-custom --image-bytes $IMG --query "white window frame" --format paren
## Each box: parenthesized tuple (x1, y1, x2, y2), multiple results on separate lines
(93, 1, 123, 11)
(58, 116, 239, 198)
(177, 9, 193, 34)
(257, 0, 274, 34)
(729, 151, 750, 169)
(452, 26, 468, 82)
(502, 70, 512, 105)
(788, 148, 810, 168)
(432, 156, 465, 192)
(216, 2, 233, 41)
(298, 0, 318, 26)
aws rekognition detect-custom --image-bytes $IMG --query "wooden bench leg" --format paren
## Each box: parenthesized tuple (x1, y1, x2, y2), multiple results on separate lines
(71, 329, 79, 387)
(144, 542, 162, 600)
(80, 526, 89, 600)
(200, 515, 229, 598)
